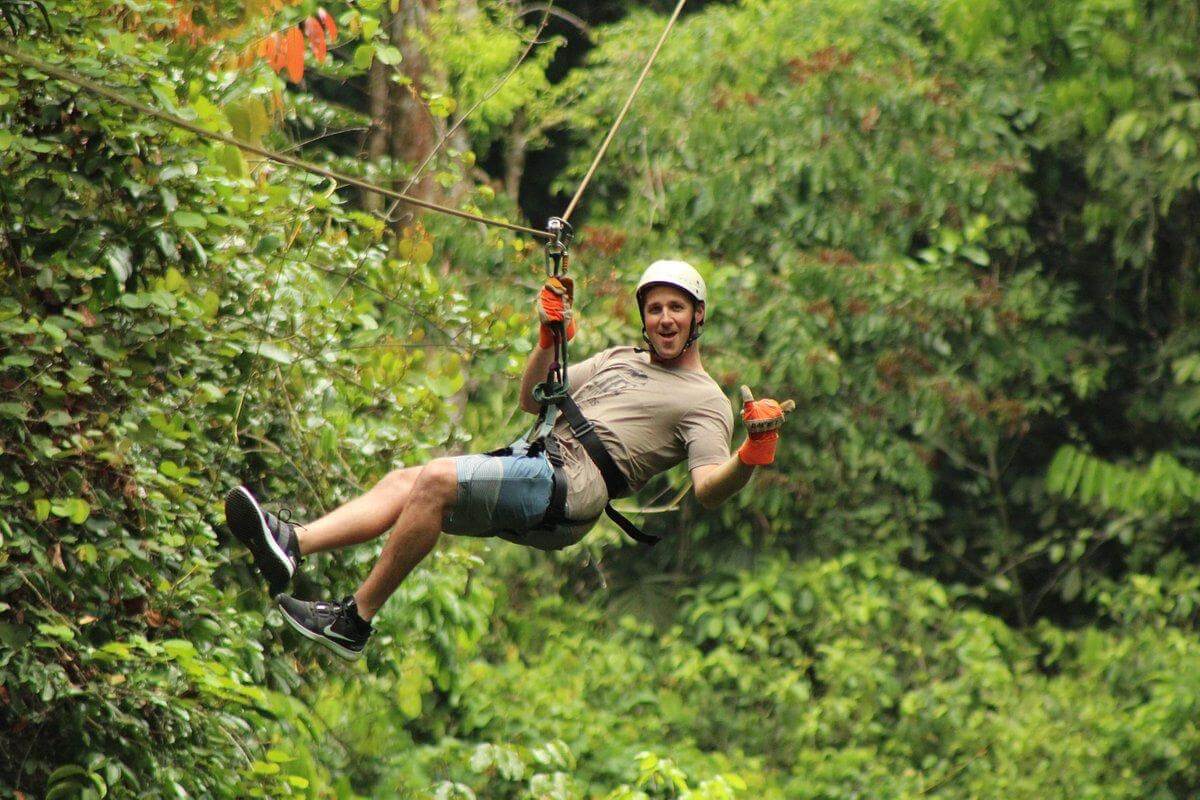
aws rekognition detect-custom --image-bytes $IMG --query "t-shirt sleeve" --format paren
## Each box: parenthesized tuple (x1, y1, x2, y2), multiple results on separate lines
(566, 348, 610, 392)
(682, 389, 734, 470)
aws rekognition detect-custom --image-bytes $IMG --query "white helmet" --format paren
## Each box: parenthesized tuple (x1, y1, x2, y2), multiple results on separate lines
(635, 260, 708, 356)
(635, 260, 707, 308)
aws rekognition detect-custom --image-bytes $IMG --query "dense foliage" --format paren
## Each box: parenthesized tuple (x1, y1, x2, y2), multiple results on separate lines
(3, 0, 1199, 797)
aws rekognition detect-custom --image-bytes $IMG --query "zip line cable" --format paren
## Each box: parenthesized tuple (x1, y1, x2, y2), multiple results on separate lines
(560, 0, 687, 223)
(0, 42, 553, 241)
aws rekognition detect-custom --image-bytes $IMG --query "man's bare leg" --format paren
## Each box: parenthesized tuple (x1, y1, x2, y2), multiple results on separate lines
(353, 458, 458, 620)
(296, 466, 422, 555)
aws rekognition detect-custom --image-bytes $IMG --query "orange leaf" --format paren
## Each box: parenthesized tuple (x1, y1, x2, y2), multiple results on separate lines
(304, 17, 327, 64)
(267, 32, 285, 72)
(285, 26, 305, 83)
(317, 7, 337, 42)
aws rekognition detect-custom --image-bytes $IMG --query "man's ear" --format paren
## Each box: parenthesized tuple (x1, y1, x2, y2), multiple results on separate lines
(694, 302, 706, 325)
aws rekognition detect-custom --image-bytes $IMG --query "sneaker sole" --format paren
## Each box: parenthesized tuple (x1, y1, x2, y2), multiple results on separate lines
(277, 600, 364, 661)
(224, 486, 294, 594)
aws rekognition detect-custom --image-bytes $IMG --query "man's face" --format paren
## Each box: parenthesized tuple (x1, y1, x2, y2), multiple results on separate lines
(641, 284, 702, 360)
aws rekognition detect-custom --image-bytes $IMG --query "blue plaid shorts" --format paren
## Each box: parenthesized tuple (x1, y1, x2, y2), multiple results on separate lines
(443, 441, 571, 548)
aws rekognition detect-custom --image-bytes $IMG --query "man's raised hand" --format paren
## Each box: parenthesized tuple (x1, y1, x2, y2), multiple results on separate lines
(737, 385, 795, 466)
(537, 276, 576, 349)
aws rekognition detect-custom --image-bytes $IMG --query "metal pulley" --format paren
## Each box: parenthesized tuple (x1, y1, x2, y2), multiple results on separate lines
(544, 216, 573, 277)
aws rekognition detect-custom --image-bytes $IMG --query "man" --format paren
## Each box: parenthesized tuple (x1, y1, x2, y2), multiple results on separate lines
(225, 260, 790, 659)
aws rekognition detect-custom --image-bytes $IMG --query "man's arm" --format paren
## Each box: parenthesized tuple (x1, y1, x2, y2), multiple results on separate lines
(691, 457, 755, 509)
(691, 386, 795, 509)
(520, 276, 576, 414)
(519, 341, 556, 414)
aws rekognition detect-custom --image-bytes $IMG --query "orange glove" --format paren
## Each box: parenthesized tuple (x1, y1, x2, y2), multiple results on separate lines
(737, 385, 796, 466)
(537, 276, 576, 349)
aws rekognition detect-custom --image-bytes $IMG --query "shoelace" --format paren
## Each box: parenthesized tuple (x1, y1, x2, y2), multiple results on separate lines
(273, 508, 304, 564)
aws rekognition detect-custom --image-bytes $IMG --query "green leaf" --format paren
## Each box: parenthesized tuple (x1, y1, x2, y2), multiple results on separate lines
(44, 410, 73, 427)
(1061, 567, 1082, 602)
(68, 498, 91, 524)
(42, 320, 67, 342)
(2, 353, 35, 368)
(37, 623, 75, 641)
(353, 44, 376, 70)
(960, 245, 989, 266)
(173, 211, 207, 230)
(375, 44, 403, 66)
(265, 747, 292, 763)
(183, 232, 208, 267)
(105, 244, 133, 283)
(0, 402, 28, 420)
(162, 639, 196, 659)
(255, 343, 294, 364)
(428, 94, 456, 119)
(47, 765, 89, 785)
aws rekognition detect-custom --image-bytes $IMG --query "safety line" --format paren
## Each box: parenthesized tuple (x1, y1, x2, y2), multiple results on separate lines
(0, 42, 552, 241)
(560, 0, 687, 223)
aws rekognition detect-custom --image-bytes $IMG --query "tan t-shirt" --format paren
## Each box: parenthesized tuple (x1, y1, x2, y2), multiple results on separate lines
(551, 346, 734, 522)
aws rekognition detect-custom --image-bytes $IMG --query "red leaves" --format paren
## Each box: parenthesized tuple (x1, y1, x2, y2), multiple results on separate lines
(166, 5, 341, 84)
(253, 9, 337, 84)
(317, 7, 337, 43)
(304, 17, 327, 65)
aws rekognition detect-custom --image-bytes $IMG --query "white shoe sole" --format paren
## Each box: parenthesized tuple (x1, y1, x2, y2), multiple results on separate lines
(277, 601, 363, 661)
(225, 486, 295, 589)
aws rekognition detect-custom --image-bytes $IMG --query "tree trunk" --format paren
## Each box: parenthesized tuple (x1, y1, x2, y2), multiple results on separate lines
(364, 15, 391, 215)
(505, 108, 528, 202)
(389, 0, 438, 229)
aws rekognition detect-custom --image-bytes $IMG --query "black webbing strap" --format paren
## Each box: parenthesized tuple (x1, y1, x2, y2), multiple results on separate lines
(603, 498, 661, 546)
(557, 396, 661, 546)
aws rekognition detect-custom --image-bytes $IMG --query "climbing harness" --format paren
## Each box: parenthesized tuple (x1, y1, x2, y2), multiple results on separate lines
(506, 218, 660, 546)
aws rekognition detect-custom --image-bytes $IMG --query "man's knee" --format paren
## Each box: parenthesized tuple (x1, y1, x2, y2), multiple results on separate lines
(411, 458, 458, 507)
(380, 466, 419, 496)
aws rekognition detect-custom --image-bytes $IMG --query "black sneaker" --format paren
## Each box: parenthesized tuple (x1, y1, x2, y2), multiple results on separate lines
(276, 594, 372, 660)
(224, 486, 302, 595)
